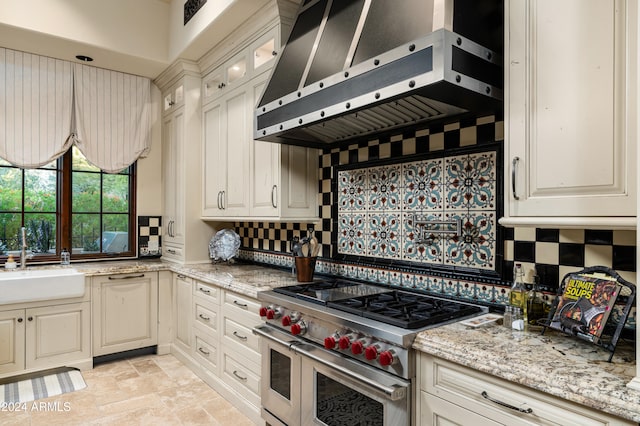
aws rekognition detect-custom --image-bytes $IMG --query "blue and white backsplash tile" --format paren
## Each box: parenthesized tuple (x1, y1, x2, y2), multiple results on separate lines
(337, 149, 498, 271)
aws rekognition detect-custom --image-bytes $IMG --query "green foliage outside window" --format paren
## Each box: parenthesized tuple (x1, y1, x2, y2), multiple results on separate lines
(0, 147, 133, 260)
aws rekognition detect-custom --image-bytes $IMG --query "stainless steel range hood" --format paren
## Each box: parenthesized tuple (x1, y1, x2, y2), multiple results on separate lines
(255, 0, 503, 148)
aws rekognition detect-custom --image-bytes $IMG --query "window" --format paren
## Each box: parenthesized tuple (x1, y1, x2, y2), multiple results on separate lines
(0, 146, 136, 263)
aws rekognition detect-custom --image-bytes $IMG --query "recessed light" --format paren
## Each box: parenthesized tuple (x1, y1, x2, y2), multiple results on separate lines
(75, 55, 93, 62)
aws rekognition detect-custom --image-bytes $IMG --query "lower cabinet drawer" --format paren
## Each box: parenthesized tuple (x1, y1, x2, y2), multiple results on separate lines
(163, 244, 183, 261)
(193, 332, 218, 373)
(222, 316, 259, 355)
(222, 291, 261, 325)
(194, 300, 218, 335)
(421, 391, 500, 426)
(221, 350, 260, 405)
(422, 355, 634, 426)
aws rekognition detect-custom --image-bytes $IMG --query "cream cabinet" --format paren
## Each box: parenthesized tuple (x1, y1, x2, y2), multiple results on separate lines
(501, 0, 638, 229)
(173, 273, 193, 355)
(202, 26, 279, 104)
(202, 70, 318, 221)
(201, 20, 318, 222)
(418, 353, 635, 426)
(92, 272, 158, 356)
(167, 271, 264, 425)
(0, 297, 91, 378)
(219, 289, 262, 411)
(157, 60, 216, 263)
(192, 280, 220, 373)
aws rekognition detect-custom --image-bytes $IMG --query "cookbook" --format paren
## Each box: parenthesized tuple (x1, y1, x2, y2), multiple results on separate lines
(548, 272, 621, 344)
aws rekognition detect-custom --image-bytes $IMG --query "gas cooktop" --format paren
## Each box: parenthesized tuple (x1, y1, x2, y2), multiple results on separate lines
(273, 279, 483, 329)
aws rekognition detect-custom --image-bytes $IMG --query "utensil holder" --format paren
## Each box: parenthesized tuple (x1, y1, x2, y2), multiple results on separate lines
(295, 256, 317, 283)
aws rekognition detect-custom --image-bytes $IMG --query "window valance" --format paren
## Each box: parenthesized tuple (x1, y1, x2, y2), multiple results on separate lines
(0, 48, 152, 172)
(0, 48, 74, 168)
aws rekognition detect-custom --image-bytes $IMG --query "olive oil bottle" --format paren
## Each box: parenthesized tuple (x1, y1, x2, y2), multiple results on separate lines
(527, 276, 546, 326)
(509, 263, 528, 324)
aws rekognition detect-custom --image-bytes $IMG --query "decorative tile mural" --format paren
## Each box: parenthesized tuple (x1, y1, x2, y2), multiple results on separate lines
(336, 148, 499, 271)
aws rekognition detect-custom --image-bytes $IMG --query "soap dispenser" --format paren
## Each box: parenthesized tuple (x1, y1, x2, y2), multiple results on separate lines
(60, 248, 70, 265)
(5, 254, 17, 269)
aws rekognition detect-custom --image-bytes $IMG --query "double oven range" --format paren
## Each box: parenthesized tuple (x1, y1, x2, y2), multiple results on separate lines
(254, 278, 486, 426)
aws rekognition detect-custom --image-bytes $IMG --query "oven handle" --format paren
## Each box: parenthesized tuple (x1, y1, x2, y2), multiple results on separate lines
(253, 325, 407, 402)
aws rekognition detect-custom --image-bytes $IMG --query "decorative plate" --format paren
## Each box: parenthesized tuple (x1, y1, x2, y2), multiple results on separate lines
(209, 229, 240, 261)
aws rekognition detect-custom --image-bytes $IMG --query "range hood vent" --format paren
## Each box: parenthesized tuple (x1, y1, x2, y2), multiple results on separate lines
(255, 0, 503, 148)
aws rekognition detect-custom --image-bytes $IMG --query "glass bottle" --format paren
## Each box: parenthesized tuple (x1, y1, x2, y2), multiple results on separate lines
(509, 263, 528, 324)
(503, 306, 512, 329)
(61, 248, 70, 265)
(527, 276, 545, 326)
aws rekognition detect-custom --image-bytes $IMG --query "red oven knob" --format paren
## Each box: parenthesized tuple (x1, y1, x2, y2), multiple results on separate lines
(338, 336, 351, 350)
(266, 307, 282, 320)
(351, 341, 364, 355)
(291, 321, 306, 335)
(365, 345, 379, 361)
(379, 350, 395, 366)
(259, 307, 268, 317)
(281, 315, 292, 327)
(324, 336, 336, 349)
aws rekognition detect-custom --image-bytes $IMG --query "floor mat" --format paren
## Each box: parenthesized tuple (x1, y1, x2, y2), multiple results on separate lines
(1, 369, 86, 404)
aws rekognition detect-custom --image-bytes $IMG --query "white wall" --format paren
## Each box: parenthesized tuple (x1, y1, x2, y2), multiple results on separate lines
(136, 84, 163, 216)
(0, 0, 170, 77)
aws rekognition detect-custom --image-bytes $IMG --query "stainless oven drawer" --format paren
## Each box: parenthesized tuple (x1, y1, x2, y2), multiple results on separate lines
(255, 324, 411, 426)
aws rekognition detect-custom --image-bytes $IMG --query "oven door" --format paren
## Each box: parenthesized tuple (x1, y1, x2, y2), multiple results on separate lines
(260, 330, 302, 426)
(255, 325, 411, 426)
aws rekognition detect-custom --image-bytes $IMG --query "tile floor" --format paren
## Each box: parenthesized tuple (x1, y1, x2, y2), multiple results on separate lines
(1, 354, 255, 426)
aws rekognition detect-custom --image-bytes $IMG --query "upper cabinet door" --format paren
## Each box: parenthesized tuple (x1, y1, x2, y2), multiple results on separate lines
(502, 0, 638, 228)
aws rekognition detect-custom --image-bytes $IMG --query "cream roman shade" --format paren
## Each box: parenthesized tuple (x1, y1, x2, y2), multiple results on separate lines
(0, 48, 152, 172)
(0, 48, 74, 167)
(73, 63, 152, 173)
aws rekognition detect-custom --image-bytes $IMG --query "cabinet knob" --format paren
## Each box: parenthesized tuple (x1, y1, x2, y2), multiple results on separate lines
(17, 318, 23, 323)
(28, 316, 33, 322)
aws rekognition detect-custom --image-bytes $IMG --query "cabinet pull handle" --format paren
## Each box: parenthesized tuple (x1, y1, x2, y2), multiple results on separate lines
(511, 156, 520, 200)
(217, 191, 222, 210)
(199, 314, 210, 321)
(481, 391, 533, 414)
(199, 287, 211, 295)
(233, 331, 248, 341)
(198, 347, 210, 356)
(233, 300, 248, 308)
(167, 249, 176, 254)
(271, 185, 278, 208)
(221, 191, 226, 209)
(232, 370, 247, 381)
(108, 274, 145, 280)
(177, 274, 187, 279)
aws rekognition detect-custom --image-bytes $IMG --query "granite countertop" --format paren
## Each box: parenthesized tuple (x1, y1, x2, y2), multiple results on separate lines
(5, 259, 640, 421)
(70, 259, 300, 298)
(413, 321, 640, 422)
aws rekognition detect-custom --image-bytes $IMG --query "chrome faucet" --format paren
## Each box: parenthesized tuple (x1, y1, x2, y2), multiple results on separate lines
(20, 227, 28, 269)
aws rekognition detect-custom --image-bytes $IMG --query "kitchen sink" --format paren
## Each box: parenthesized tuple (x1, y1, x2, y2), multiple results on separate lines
(0, 268, 85, 305)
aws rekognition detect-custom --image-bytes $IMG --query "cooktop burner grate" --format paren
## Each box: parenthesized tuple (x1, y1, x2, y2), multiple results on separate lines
(274, 281, 484, 329)
(328, 291, 484, 329)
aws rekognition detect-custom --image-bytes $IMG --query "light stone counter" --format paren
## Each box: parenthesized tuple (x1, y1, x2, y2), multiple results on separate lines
(69, 259, 300, 298)
(413, 321, 640, 422)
